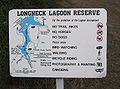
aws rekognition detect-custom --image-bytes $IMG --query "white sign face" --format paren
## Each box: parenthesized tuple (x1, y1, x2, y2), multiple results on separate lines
(9, 9, 107, 78)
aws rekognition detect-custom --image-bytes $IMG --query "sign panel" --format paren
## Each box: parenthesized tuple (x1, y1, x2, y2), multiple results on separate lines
(9, 9, 107, 78)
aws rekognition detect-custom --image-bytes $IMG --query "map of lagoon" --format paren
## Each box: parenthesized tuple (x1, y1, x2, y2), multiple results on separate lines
(12, 16, 49, 68)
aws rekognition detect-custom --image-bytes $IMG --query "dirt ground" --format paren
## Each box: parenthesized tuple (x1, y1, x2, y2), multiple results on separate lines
(0, 0, 120, 89)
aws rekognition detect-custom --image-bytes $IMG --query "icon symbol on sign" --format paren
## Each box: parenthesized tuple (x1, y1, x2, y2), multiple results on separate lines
(96, 46, 103, 50)
(96, 35, 103, 42)
(95, 68, 104, 73)
(97, 22, 103, 28)
(98, 50, 102, 56)
(97, 30, 103, 36)
(96, 46, 103, 56)
(96, 62, 102, 67)
(97, 57, 101, 60)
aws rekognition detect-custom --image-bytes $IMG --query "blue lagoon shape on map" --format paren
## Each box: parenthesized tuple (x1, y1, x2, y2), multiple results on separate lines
(16, 16, 44, 68)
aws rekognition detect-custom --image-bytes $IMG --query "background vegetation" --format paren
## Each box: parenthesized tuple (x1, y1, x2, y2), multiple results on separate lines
(0, 0, 120, 89)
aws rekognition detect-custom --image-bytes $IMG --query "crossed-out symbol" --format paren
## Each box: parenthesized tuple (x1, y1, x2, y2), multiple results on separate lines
(97, 22, 103, 29)
(97, 30, 103, 36)
(96, 35, 103, 42)
(96, 22, 103, 42)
